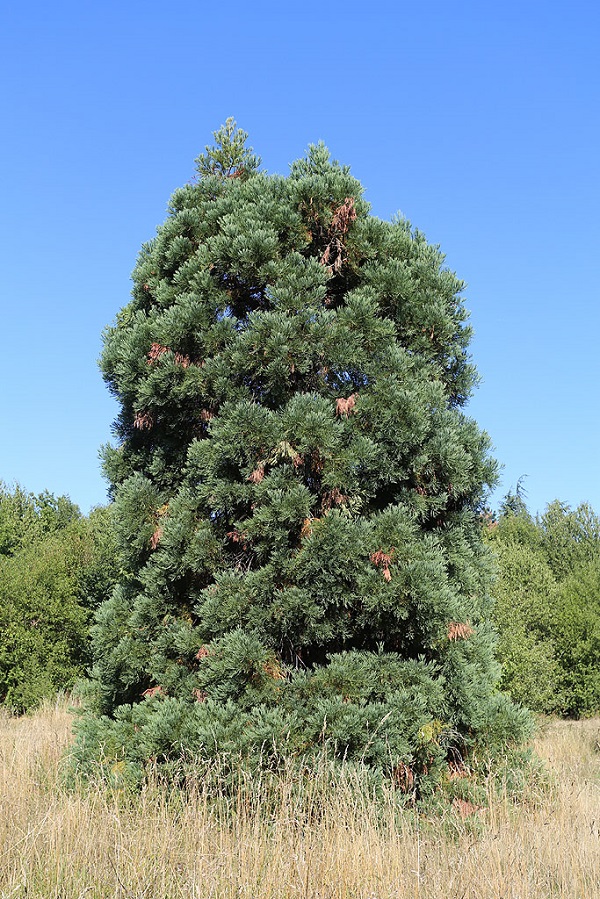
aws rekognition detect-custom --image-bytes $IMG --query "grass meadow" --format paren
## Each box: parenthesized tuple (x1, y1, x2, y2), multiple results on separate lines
(0, 700, 598, 898)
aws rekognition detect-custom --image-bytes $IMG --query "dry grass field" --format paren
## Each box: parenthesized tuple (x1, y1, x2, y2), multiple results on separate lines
(0, 700, 598, 898)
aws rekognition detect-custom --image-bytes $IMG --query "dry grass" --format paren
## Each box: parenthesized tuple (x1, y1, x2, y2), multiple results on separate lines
(0, 700, 599, 898)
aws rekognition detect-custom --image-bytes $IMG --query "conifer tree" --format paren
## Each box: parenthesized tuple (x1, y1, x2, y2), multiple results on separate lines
(80, 121, 529, 787)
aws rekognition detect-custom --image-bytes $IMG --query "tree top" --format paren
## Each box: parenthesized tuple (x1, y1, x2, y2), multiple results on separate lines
(194, 118, 261, 182)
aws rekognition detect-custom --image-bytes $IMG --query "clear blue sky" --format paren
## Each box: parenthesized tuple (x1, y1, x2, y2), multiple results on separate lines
(1, 0, 598, 516)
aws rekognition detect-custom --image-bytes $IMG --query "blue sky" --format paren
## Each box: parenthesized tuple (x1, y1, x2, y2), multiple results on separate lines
(1, 0, 598, 516)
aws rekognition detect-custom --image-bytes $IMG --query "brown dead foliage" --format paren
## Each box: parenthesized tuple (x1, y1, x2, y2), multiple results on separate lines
(370, 548, 394, 582)
(320, 240, 343, 273)
(141, 685, 164, 699)
(309, 449, 324, 473)
(335, 394, 358, 418)
(331, 197, 357, 234)
(226, 529, 248, 548)
(480, 509, 498, 531)
(263, 659, 285, 681)
(392, 762, 415, 793)
(133, 411, 155, 431)
(300, 518, 314, 539)
(248, 465, 265, 484)
(321, 488, 348, 511)
(447, 622, 474, 641)
(448, 761, 472, 780)
(147, 343, 169, 363)
(149, 526, 163, 550)
(147, 343, 190, 367)
(320, 197, 357, 273)
(370, 549, 393, 568)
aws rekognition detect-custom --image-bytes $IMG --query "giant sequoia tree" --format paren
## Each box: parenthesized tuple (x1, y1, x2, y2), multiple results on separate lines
(79, 122, 529, 786)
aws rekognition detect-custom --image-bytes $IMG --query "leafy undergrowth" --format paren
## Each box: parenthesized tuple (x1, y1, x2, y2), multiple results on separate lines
(0, 699, 598, 898)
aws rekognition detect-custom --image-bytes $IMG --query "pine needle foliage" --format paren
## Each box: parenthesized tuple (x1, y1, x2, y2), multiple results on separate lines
(78, 121, 530, 789)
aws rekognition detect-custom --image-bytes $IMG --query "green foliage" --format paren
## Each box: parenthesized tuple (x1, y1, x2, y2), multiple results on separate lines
(552, 560, 600, 716)
(0, 484, 119, 713)
(195, 117, 261, 182)
(538, 500, 600, 580)
(0, 531, 87, 711)
(0, 482, 80, 557)
(486, 498, 600, 717)
(78, 122, 530, 789)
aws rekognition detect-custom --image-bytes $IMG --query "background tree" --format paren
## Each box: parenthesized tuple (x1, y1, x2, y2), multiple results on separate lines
(538, 500, 600, 580)
(0, 482, 80, 556)
(0, 484, 118, 712)
(76, 121, 529, 788)
(485, 494, 600, 717)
